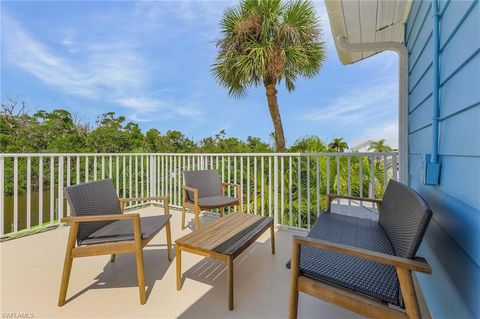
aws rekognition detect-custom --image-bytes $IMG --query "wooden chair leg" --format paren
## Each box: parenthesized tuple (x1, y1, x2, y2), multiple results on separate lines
(165, 221, 172, 261)
(194, 207, 200, 231)
(227, 255, 234, 311)
(110, 254, 116, 263)
(288, 242, 300, 319)
(397, 267, 421, 319)
(270, 223, 276, 254)
(220, 207, 224, 218)
(176, 245, 182, 290)
(133, 217, 147, 305)
(181, 205, 186, 230)
(58, 222, 79, 307)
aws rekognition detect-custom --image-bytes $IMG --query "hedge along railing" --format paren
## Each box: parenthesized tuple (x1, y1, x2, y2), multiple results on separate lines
(0, 152, 399, 237)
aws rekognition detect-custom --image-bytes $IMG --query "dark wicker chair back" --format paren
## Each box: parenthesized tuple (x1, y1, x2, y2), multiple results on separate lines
(379, 179, 432, 258)
(183, 170, 222, 200)
(64, 179, 122, 244)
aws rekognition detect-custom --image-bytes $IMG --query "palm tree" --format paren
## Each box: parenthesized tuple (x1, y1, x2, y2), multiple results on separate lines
(328, 137, 348, 152)
(368, 139, 393, 153)
(212, 0, 326, 152)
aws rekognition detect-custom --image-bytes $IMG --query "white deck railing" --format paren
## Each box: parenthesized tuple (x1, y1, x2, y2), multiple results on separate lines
(0, 152, 399, 237)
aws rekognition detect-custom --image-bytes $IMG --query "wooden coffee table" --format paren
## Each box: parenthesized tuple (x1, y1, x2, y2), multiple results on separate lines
(175, 213, 275, 310)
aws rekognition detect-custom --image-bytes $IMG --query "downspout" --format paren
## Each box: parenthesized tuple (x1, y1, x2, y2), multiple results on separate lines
(424, 0, 442, 185)
(337, 36, 409, 184)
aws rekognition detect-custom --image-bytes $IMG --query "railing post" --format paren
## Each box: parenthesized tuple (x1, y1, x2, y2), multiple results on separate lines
(273, 155, 279, 228)
(58, 155, 64, 220)
(0, 156, 4, 236)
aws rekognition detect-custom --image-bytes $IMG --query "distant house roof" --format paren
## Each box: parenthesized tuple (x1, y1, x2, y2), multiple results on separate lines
(351, 140, 373, 152)
(324, 0, 412, 65)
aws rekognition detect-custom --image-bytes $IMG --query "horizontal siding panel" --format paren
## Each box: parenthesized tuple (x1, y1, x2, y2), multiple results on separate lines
(407, 1, 432, 52)
(409, 66, 433, 110)
(411, 178, 480, 265)
(409, 95, 433, 133)
(439, 106, 480, 157)
(438, 156, 480, 210)
(406, 0, 423, 42)
(409, 24, 433, 73)
(409, 154, 424, 179)
(409, 34, 433, 78)
(408, 125, 432, 155)
(440, 0, 476, 49)
(440, 53, 480, 119)
(440, 4, 480, 83)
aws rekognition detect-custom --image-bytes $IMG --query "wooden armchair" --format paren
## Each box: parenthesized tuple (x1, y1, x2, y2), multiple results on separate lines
(289, 180, 433, 319)
(58, 179, 172, 306)
(182, 169, 242, 230)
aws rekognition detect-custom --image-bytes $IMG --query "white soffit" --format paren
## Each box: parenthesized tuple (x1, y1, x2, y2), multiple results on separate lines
(325, 0, 412, 65)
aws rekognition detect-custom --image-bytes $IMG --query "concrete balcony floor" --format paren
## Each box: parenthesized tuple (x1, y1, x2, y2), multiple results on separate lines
(1, 205, 362, 319)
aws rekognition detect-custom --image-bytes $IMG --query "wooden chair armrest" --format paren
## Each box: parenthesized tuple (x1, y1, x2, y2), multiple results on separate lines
(292, 235, 431, 274)
(327, 194, 382, 211)
(119, 196, 170, 215)
(222, 182, 240, 187)
(221, 182, 241, 197)
(183, 186, 198, 193)
(120, 196, 169, 203)
(182, 186, 199, 206)
(61, 213, 140, 223)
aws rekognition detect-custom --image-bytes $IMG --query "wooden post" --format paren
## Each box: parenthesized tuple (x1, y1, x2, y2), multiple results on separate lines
(58, 222, 79, 306)
(181, 206, 186, 230)
(166, 221, 172, 261)
(176, 245, 182, 290)
(397, 267, 421, 319)
(270, 222, 276, 254)
(227, 255, 234, 310)
(288, 241, 300, 319)
(194, 206, 200, 231)
(133, 216, 146, 305)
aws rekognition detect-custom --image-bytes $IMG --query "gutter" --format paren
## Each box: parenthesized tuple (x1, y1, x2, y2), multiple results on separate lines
(424, 0, 441, 185)
(337, 36, 409, 184)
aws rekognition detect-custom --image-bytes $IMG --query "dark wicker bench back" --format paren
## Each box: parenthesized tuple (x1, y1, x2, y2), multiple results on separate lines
(64, 179, 122, 244)
(183, 170, 222, 200)
(379, 180, 432, 258)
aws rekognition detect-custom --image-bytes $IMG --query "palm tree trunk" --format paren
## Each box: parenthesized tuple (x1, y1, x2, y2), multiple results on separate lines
(264, 81, 286, 152)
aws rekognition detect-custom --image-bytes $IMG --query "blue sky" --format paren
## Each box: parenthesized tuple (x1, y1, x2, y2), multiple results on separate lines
(1, 1, 399, 148)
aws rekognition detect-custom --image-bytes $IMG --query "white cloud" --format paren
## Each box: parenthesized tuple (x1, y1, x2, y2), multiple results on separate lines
(351, 121, 398, 149)
(117, 97, 203, 120)
(2, 14, 201, 121)
(301, 81, 397, 123)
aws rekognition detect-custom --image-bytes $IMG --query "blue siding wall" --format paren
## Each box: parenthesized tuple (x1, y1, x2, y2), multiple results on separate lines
(406, 0, 480, 318)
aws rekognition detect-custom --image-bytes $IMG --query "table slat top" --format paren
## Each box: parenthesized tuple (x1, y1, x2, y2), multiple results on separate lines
(176, 213, 272, 252)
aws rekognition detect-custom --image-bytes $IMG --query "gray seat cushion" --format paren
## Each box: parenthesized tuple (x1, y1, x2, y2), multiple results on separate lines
(295, 213, 401, 306)
(196, 196, 239, 208)
(79, 215, 171, 245)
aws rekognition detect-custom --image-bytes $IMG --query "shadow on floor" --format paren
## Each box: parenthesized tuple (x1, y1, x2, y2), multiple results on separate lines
(176, 235, 284, 318)
(65, 246, 173, 305)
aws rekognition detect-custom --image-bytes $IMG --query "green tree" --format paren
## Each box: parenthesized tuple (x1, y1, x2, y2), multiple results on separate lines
(145, 128, 162, 152)
(212, 0, 326, 152)
(88, 112, 132, 152)
(289, 135, 327, 152)
(159, 130, 197, 153)
(368, 139, 393, 153)
(328, 137, 348, 152)
(33, 109, 90, 152)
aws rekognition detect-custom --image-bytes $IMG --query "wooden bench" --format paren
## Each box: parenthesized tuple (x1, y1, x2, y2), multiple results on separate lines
(289, 180, 433, 319)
